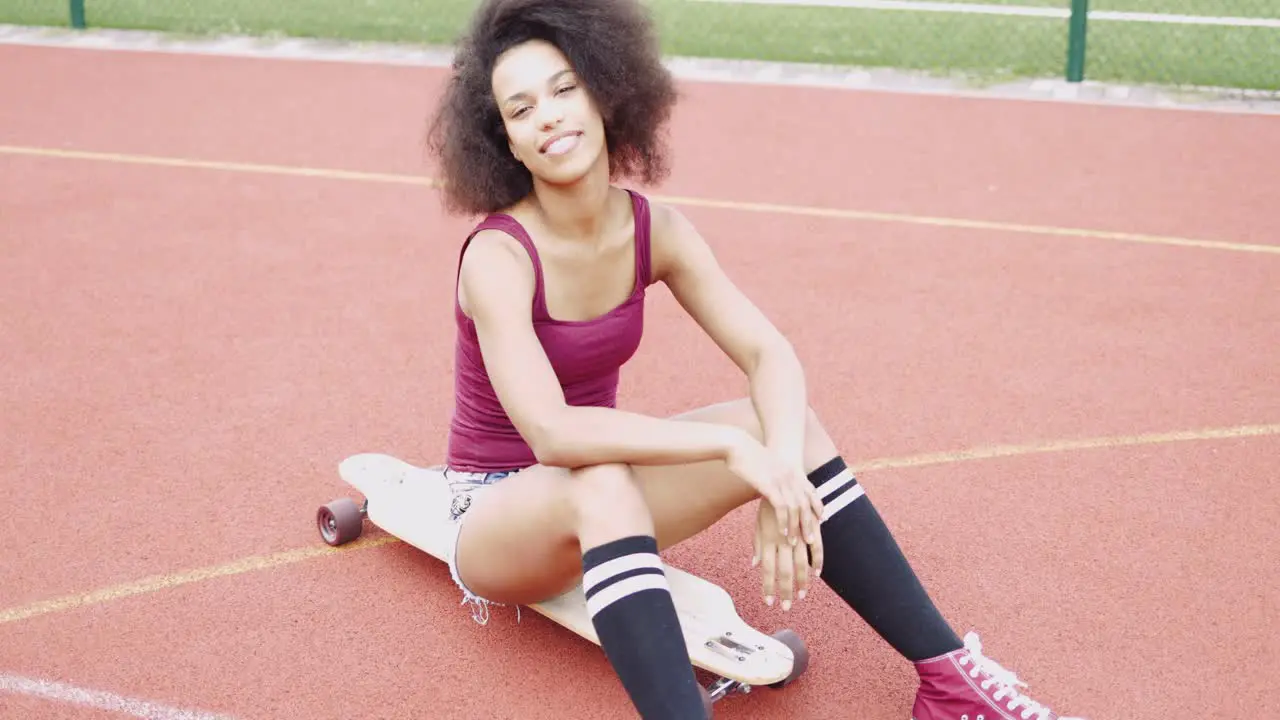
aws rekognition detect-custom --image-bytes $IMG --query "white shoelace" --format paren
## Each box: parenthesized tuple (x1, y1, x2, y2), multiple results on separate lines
(957, 632, 1058, 720)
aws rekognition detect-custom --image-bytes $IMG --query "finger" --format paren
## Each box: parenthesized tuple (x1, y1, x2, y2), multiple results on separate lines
(788, 490, 803, 548)
(751, 524, 761, 568)
(792, 538, 810, 601)
(755, 482, 786, 531)
(759, 472, 783, 527)
(776, 544, 795, 610)
(770, 488, 790, 538)
(797, 481, 820, 547)
(798, 510, 818, 579)
(810, 483, 826, 523)
(809, 526, 825, 580)
(777, 477, 801, 546)
(792, 477, 824, 576)
(760, 540, 777, 607)
(783, 484, 803, 545)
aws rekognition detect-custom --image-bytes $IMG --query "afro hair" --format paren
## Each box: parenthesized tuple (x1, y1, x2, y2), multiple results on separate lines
(426, 0, 679, 216)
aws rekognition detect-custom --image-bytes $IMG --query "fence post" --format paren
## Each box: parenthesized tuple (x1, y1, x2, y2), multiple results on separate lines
(1065, 0, 1089, 82)
(70, 0, 86, 28)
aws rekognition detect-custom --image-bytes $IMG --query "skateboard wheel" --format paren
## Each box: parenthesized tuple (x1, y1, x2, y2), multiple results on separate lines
(767, 629, 809, 689)
(317, 497, 364, 547)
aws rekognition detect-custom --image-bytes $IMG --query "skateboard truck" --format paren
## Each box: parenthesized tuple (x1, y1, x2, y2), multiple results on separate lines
(700, 628, 809, 704)
(706, 676, 748, 702)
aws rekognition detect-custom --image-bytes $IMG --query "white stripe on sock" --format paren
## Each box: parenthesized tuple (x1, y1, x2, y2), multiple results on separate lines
(585, 574, 671, 618)
(582, 552, 664, 593)
(814, 467, 856, 500)
(821, 483, 866, 523)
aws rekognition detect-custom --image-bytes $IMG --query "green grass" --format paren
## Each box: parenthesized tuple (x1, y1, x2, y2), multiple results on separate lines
(1097, 0, 1278, 15)
(3, 0, 1277, 92)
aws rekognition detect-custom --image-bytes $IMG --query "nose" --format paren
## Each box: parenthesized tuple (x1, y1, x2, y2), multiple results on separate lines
(533, 97, 563, 129)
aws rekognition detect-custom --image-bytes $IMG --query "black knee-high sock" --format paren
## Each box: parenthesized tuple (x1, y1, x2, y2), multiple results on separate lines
(810, 456, 963, 661)
(582, 535, 707, 719)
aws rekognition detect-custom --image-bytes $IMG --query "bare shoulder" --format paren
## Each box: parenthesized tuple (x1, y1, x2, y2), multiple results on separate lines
(642, 197, 787, 370)
(457, 228, 536, 320)
(646, 200, 714, 284)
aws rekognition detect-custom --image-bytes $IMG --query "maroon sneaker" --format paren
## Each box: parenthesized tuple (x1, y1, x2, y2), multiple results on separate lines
(912, 632, 1085, 720)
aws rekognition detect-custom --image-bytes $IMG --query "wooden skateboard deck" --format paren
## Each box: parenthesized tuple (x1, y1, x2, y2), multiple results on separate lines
(316, 452, 808, 704)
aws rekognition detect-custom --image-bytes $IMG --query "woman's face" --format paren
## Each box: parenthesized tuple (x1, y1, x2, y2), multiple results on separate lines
(491, 39, 607, 186)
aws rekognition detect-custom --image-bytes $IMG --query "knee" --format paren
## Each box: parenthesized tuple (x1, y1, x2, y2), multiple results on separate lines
(567, 463, 650, 530)
(714, 397, 825, 443)
(802, 404, 839, 464)
(727, 397, 828, 450)
(804, 403, 826, 439)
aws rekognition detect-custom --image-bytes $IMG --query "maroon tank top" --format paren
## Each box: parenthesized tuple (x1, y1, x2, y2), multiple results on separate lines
(445, 189, 655, 473)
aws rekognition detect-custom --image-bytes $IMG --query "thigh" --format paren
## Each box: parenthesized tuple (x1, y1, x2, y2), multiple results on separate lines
(637, 398, 766, 548)
(454, 398, 766, 606)
(451, 462, 583, 606)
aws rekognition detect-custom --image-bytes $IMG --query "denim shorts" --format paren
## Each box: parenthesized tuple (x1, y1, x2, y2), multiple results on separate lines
(440, 465, 522, 625)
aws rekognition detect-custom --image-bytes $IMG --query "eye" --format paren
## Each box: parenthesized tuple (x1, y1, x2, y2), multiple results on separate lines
(555, 82, 577, 95)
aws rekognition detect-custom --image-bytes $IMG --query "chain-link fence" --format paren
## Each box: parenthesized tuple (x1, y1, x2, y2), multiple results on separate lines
(1081, 0, 1279, 93)
(3, 0, 1277, 95)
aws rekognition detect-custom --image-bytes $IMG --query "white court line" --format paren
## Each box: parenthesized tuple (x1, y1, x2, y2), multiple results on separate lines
(0, 673, 238, 720)
(1090, 9, 1280, 27)
(689, 0, 1280, 27)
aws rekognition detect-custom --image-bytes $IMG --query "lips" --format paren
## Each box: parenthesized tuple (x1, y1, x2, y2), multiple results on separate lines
(540, 131, 582, 155)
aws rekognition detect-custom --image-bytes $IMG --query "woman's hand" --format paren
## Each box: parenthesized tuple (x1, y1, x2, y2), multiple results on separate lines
(725, 435, 824, 562)
(752, 497, 823, 610)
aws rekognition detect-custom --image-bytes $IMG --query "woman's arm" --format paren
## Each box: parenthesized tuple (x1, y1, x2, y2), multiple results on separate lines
(459, 229, 755, 469)
(648, 203, 810, 471)
(645, 205, 825, 587)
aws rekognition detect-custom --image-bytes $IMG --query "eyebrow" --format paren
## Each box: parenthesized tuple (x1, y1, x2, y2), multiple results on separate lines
(502, 69, 574, 105)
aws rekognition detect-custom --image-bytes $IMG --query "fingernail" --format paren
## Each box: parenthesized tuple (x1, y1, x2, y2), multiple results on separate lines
(798, 590, 806, 600)
(765, 596, 774, 606)
(782, 600, 791, 611)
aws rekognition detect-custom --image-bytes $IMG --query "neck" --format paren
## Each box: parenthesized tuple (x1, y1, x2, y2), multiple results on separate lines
(529, 157, 614, 242)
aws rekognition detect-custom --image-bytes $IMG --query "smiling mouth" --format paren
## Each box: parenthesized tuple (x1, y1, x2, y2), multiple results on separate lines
(541, 131, 582, 155)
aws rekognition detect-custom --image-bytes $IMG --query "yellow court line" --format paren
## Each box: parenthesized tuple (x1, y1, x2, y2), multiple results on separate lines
(852, 422, 1280, 471)
(1, 421, 1276, 627)
(0, 535, 399, 626)
(660, 194, 1280, 255)
(0, 145, 441, 188)
(3, 144, 1277, 255)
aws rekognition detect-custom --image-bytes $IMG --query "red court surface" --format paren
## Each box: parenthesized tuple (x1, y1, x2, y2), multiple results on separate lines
(2, 42, 1278, 720)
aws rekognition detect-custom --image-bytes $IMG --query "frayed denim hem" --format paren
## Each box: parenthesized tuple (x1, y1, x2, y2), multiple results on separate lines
(441, 465, 524, 626)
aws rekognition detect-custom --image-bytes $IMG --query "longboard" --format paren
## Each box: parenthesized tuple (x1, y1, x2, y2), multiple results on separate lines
(316, 453, 809, 710)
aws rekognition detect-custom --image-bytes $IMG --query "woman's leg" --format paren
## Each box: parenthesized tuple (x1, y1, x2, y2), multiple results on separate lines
(453, 398, 813, 607)
(451, 397, 959, 715)
(452, 455, 729, 720)
(458, 397, 962, 652)
(452, 397, 1080, 720)
(450, 398, 812, 720)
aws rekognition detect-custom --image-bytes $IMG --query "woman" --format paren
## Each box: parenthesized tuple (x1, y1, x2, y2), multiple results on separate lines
(424, 1, 1084, 718)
